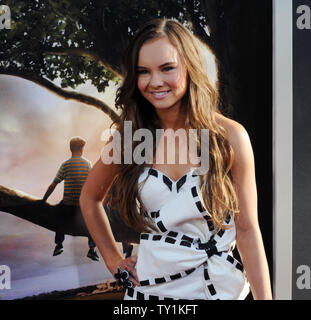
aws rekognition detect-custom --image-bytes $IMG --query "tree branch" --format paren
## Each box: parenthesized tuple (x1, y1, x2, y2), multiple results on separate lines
(0, 184, 140, 243)
(42, 46, 123, 79)
(0, 68, 120, 123)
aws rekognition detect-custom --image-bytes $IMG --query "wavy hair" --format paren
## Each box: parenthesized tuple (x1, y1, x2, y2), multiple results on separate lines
(110, 19, 239, 232)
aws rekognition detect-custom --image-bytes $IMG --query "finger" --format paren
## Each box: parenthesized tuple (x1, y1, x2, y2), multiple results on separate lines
(118, 264, 137, 279)
(129, 255, 137, 262)
(127, 255, 137, 264)
(129, 276, 140, 287)
(126, 259, 137, 268)
(129, 268, 140, 285)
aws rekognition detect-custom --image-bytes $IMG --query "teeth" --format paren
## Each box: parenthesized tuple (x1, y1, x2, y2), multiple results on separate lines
(153, 91, 169, 96)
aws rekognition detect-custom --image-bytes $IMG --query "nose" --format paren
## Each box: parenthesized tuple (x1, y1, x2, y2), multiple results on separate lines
(149, 71, 163, 88)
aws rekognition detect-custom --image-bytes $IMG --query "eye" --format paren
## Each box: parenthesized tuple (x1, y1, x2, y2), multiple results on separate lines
(162, 66, 174, 72)
(137, 69, 148, 75)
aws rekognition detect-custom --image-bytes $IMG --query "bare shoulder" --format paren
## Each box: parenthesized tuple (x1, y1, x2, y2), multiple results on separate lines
(215, 112, 251, 151)
(215, 112, 254, 170)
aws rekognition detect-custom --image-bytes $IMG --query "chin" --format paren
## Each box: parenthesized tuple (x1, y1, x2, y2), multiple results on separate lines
(151, 100, 180, 110)
(153, 104, 173, 110)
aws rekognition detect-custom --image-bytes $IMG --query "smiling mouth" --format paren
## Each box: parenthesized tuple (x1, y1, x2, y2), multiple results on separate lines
(151, 90, 170, 98)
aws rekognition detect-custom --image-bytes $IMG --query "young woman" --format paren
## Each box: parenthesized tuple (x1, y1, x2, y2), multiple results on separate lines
(80, 19, 272, 300)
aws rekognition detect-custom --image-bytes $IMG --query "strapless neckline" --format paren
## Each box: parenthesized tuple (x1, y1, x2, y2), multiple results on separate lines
(143, 166, 198, 184)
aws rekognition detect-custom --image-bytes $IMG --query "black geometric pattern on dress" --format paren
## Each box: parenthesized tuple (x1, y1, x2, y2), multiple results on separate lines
(204, 215, 215, 232)
(138, 229, 244, 300)
(140, 231, 227, 260)
(140, 231, 195, 246)
(126, 287, 207, 300)
(140, 170, 242, 300)
(150, 210, 160, 219)
(148, 209, 167, 233)
(157, 221, 167, 232)
(195, 201, 205, 213)
(149, 168, 158, 178)
(196, 238, 221, 258)
(167, 231, 178, 237)
(147, 168, 191, 193)
(191, 186, 215, 232)
(176, 174, 187, 193)
(138, 267, 196, 287)
(224, 253, 244, 272)
(162, 175, 173, 191)
(126, 287, 194, 300)
(203, 262, 220, 299)
(225, 213, 231, 224)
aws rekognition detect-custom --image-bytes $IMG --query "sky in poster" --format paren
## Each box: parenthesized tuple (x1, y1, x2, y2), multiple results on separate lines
(0, 75, 119, 299)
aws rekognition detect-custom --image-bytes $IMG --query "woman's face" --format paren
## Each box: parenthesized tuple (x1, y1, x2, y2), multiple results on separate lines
(137, 36, 188, 111)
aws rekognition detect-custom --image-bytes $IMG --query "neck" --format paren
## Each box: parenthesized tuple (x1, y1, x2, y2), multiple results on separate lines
(72, 152, 82, 157)
(156, 103, 187, 130)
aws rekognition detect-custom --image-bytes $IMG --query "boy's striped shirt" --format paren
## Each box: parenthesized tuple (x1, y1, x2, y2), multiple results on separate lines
(54, 156, 92, 206)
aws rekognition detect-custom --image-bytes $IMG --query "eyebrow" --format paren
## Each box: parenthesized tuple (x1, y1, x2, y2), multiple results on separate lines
(137, 62, 177, 69)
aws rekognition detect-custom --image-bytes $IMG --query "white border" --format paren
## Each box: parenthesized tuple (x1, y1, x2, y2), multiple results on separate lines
(273, 0, 293, 300)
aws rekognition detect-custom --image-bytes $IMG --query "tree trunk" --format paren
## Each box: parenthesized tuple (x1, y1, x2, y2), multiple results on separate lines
(0, 185, 140, 244)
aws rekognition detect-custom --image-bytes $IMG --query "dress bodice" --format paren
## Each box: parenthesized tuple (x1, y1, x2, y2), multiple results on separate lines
(138, 167, 213, 240)
(125, 167, 250, 300)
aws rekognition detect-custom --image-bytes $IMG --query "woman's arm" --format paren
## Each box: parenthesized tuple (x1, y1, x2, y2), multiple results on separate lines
(227, 121, 272, 300)
(80, 158, 140, 287)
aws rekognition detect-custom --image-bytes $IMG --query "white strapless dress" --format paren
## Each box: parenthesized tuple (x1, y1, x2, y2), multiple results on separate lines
(123, 167, 250, 300)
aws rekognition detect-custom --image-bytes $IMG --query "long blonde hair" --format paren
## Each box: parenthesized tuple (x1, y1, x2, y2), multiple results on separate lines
(111, 18, 239, 232)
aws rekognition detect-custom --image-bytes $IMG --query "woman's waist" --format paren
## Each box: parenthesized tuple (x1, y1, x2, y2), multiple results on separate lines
(136, 230, 235, 278)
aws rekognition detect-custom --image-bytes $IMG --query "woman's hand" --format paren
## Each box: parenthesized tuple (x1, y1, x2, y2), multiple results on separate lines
(111, 255, 140, 288)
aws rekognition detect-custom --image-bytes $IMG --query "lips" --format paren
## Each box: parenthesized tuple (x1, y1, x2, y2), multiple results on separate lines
(150, 90, 171, 99)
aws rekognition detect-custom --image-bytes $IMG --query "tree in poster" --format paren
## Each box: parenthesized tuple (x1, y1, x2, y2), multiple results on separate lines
(0, 0, 264, 241)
